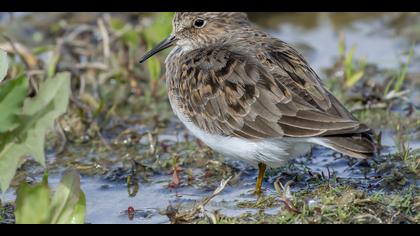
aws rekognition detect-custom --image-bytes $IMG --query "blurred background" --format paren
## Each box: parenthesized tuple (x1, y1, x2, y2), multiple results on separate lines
(0, 12, 419, 224)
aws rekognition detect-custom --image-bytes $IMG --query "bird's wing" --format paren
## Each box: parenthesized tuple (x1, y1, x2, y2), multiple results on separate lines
(170, 45, 367, 140)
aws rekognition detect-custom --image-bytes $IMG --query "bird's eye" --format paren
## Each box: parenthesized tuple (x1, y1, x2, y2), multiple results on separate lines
(193, 18, 206, 28)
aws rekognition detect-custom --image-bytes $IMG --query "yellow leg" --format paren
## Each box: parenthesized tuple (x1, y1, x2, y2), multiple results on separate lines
(255, 163, 266, 195)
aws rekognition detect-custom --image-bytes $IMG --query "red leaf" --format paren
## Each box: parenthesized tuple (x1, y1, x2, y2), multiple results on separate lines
(168, 166, 183, 188)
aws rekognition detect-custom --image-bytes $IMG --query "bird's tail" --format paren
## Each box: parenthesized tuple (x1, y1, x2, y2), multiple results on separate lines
(311, 131, 377, 159)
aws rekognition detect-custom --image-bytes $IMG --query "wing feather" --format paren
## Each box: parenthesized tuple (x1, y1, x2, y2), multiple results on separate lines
(169, 44, 369, 140)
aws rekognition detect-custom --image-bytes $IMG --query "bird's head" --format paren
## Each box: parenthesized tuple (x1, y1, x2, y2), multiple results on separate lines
(139, 12, 250, 63)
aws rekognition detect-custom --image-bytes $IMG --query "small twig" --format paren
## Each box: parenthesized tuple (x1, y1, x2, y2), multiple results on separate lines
(53, 120, 68, 155)
(384, 89, 410, 101)
(26, 70, 46, 77)
(353, 214, 383, 224)
(79, 74, 86, 98)
(166, 176, 233, 224)
(0, 34, 37, 69)
(72, 62, 108, 71)
(63, 24, 94, 42)
(97, 18, 111, 60)
(97, 129, 113, 152)
(1, 35, 40, 95)
(274, 180, 301, 214)
(70, 95, 93, 119)
(201, 176, 233, 206)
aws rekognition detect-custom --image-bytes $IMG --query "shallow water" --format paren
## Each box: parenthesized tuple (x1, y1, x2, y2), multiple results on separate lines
(1, 12, 420, 224)
(253, 13, 420, 74)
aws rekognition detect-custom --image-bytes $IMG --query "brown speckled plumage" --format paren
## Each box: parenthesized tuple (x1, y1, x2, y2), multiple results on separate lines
(143, 12, 376, 166)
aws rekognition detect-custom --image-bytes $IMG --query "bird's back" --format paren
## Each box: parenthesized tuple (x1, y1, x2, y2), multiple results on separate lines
(166, 29, 376, 162)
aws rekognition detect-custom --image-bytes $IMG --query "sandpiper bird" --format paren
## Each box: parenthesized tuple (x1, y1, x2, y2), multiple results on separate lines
(140, 12, 376, 194)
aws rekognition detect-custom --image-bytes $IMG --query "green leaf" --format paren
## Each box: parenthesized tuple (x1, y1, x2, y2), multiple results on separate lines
(0, 143, 34, 195)
(69, 191, 86, 224)
(345, 71, 364, 88)
(344, 45, 356, 80)
(23, 72, 70, 116)
(384, 45, 415, 96)
(0, 49, 8, 82)
(15, 181, 51, 224)
(0, 73, 71, 193)
(394, 46, 415, 93)
(15, 171, 86, 224)
(384, 76, 396, 97)
(0, 75, 29, 133)
(50, 171, 84, 224)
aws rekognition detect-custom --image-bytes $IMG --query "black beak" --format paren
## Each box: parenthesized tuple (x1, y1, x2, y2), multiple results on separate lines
(139, 35, 177, 63)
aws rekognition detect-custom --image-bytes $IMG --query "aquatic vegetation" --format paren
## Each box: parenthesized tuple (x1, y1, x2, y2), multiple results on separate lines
(0, 49, 85, 224)
(384, 45, 415, 98)
(0, 55, 71, 193)
(15, 171, 85, 224)
(165, 176, 232, 224)
(202, 184, 419, 224)
(338, 35, 367, 88)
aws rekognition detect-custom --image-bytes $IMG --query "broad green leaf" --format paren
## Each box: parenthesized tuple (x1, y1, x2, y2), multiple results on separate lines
(0, 75, 29, 133)
(23, 72, 70, 116)
(15, 171, 86, 224)
(0, 73, 71, 193)
(0, 143, 32, 194)
(69, 191, 86, 224)
(15, 181, 51, 224)
(50, 171, 84, 224)
(19, 72, 71, 165)
(0, 49, 8, 82)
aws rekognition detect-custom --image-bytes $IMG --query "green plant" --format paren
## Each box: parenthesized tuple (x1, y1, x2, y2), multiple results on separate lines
(339, 37, 367, 88)
(0, 47, 86, 224)
(0, 71, 71, 193)
(15, 171, 86, 224)
(384, 45, 415, 97)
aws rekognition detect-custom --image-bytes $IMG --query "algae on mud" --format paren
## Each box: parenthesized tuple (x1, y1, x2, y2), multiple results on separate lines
(0, 12, 419, 224)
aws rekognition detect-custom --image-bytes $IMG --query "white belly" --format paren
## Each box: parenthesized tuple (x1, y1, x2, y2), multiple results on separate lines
(169, 98, 311, 168)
